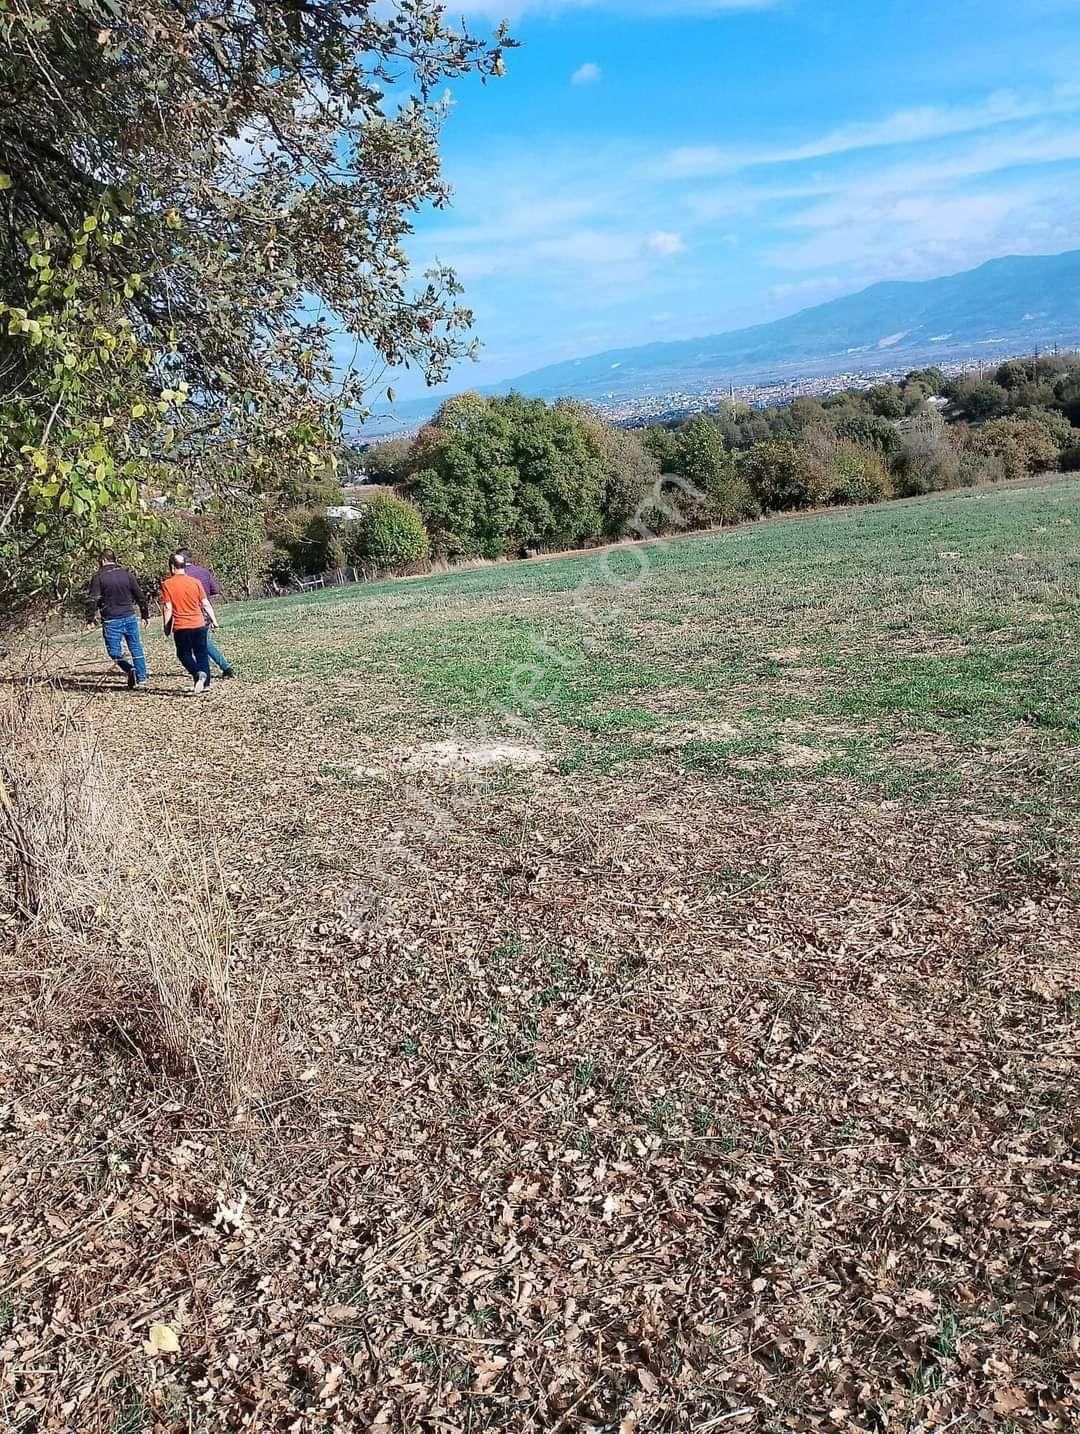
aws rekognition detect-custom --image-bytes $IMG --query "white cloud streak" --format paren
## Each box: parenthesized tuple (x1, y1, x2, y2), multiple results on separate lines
(571, 62, 601, 86)
(643, 229, 685, 256)
(664, 84, 1080, 176)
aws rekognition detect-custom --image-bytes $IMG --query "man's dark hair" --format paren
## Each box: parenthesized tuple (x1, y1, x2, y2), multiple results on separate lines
(171, 549, 188, 568)
(99, 549, 117, 564)
(169, 553, 187, 572)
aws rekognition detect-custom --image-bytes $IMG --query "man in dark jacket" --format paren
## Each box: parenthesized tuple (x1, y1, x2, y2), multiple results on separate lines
(172, 549, 235, 677)
(86, 550, 149, 689)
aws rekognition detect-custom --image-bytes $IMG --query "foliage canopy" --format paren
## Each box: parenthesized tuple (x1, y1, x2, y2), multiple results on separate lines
(0, 0, 510, 618)
(407, 394, 654, 558)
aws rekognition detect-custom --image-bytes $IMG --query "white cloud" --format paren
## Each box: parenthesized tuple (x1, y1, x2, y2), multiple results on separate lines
(766, 174, 1080, 280)
(643, 229, 685, 256)
(664, 83, 1080, 177)
(571, 62, 601, 87)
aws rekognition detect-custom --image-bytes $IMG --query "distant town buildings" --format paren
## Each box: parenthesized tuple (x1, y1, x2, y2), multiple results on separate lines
(352, 343, 1078, 448)
(614, 352, 1039, 429)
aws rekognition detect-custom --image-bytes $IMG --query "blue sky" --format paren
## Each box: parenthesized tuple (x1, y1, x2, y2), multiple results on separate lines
(363, 0, 1080, 403)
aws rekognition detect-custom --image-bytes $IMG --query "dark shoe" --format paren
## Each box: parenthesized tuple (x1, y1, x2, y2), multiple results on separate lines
(220, 667, 235, 679)
(126, 670, 137, 690)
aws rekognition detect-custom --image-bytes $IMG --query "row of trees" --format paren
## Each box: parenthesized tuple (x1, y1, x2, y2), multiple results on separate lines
(107, 479, 432, 596)
(135, 349, 1080, 591)
(638, 357, 1080, 517)
(339, 356, 1079, 573)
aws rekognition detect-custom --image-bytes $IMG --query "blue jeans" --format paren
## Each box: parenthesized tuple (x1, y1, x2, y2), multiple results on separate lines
(173, 625, 210, 684)
(206, 631, 232, 673)
(102, 614, 147, 682)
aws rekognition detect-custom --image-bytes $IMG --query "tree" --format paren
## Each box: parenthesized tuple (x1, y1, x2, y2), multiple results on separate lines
(1054, 374, 1080, 427)
(346, 494, 429, 566)
(641, 424, 683, 471)
(0, 0, 511, 617)
(963, 380, 1010, 422)
(0, 209, 189, 618)
(741, 439, 821, 512)
(905, 366, 946, 395)
(558, 404, 660, 539)
(715, 406, 772, 450)
(356, 439, 413, 487)
(408, 394, 610, 557)
(1, 2, 510, 408)
(865, 384, 906, 420)
(965, 416, 1061, 481)
(674, 416, 756, 524)
(835, 412, 902, 460)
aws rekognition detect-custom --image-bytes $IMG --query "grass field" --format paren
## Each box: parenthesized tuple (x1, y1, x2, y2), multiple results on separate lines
(3, 478, 1080, 1431)
(234, 475, 1078, 814)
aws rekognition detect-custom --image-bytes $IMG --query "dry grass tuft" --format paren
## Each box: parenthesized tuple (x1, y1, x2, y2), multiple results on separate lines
(0, 684, 279, 1119)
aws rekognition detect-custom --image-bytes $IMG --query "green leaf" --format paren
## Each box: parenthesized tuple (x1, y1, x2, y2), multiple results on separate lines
(82, 215, 98, 233)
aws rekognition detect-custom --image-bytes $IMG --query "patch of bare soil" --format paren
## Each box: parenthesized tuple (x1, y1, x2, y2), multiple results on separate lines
(673, 719, 743, 742)
(400, 741, 550, 773)
(732, 741, 827, 771)
(2, 679, 1078, 1432)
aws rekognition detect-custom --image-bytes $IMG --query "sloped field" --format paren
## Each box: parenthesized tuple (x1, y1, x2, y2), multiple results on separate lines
(3, 480, 1079, 1432)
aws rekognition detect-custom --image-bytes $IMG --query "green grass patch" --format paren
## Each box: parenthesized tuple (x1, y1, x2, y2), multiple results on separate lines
(164, 477, 1080, 813)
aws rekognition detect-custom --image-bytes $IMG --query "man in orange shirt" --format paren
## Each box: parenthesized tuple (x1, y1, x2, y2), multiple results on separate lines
(159, 553, 218, 693)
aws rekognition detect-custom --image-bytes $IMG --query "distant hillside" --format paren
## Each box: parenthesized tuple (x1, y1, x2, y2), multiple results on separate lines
(382, 249, 1080, 426)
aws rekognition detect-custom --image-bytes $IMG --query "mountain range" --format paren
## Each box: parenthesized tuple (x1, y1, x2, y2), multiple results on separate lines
(379, 249, 1080, 428)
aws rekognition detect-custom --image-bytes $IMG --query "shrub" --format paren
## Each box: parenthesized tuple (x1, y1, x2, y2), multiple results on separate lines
(348, 494, 430, 566)
(957, 449, 1005, 487)
(966, 416, 1061, 481)
(356, 438, 412, 486)
(266, 506, 344, 578)
(741, 439, 822, 512)
(1012, 406, 1074, 448)
(1, 692, 280, 1116)
(827, 442, 892, 504)
(892, 421, 960, 497)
